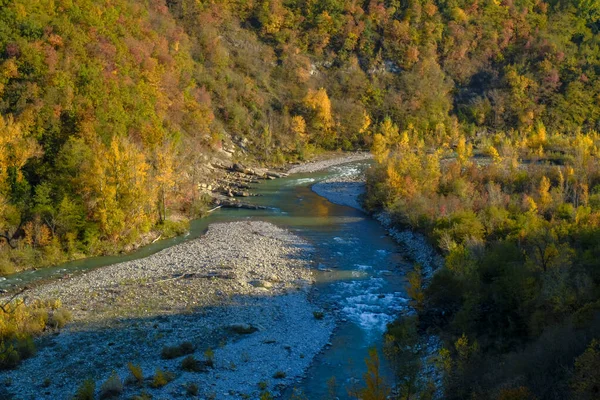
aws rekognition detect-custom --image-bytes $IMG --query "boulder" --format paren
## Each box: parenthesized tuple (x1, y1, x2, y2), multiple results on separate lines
(249, 280, 273, 288)
(227, 323, 259, 334)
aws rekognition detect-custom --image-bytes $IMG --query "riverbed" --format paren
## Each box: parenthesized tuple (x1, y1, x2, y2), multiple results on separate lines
(1, 156, 417, 399)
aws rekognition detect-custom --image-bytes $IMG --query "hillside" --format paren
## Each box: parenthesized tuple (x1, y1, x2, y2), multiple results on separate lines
(2, 0, 600, 272)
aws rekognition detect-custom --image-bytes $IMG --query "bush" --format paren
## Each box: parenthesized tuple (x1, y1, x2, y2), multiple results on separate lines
(99, 372, 123, 399)
(313, 311, 325, 320)
(127, 363, 144, 385)
(73, 378, 95, 400)
(0, 344, 21, 370)
(186, 382, 199, 396)
(181, 355, 205, 372)
(151, 368, 173, 388)
(273, 371, 286, 379)
(0, 298, 70, 369)
(48, 309, 73, 329)
(131, 392, 152, 400)
(204, 347, 214, 368)
(161, 341, 195, 359)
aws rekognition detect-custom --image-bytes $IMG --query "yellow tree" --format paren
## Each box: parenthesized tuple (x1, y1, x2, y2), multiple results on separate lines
(358, 348, 390, 400)
(82, 136, 152, 241)
(291, 115, 307, 141)
(304, 88, 335, 146)
(0, 115, 39, 248)
(153, 140, 176, 223)
(456, 135, 472, 167)
(538, 176, 552, 211)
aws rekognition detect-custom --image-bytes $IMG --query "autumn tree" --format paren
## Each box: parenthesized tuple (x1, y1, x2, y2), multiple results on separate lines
(304, 88, 336, 148)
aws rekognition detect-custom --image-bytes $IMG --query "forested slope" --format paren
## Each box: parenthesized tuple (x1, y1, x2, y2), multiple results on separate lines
(2, 0, 600, 273)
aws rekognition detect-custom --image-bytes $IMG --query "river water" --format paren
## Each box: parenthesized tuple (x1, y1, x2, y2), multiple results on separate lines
(1, 161, 412, 399)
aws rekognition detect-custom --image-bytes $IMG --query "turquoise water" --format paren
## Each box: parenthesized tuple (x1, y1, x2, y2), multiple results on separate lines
(2, 161, 411, 398)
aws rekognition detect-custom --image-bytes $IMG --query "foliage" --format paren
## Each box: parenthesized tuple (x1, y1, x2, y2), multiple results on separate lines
(99, 372, 123, 399)
(366, 129, 600, 398)
(3, 0, 600, 275)
(151, 368, 173, 388)
(127, 362, 144, 385)
(73, 378, 95, 400)
(354, 348, 390, 400)
(160, 341, 194, 359)
(0, 298, 70, 369)
(181, 355, 205, 372)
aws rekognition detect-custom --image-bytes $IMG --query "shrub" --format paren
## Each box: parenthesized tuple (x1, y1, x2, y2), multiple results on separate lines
(48, 309, 73, 329)
(151, 368, 173, 388)
(273, 371, 286, 379)
(131, 392, 152, 400)
(0, 344, 20, 370)
(99, 372, 123, 399)
(0, 298, 70, 369)
(260, 392, 274, 400)
(181, 355, 205, 372)
(204, 347, 214, 367)
(313, 311, 324, 320)
(73, 378, 95, 400)
(186, 382, 199, 396)
(127, 363, 144, 385)
(161, 341, 195, 360)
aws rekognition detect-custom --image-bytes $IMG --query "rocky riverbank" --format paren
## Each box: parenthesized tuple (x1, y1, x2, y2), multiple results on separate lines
(1, 221, 333, 400)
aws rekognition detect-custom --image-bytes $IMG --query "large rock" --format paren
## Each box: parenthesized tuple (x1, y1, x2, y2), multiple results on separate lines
(232, 163, 251, 174)
(249, 280, 273, 288)
(227, 323, 259, 334)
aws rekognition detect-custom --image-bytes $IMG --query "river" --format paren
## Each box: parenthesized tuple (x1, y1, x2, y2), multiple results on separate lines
(2, 160, 412, 399)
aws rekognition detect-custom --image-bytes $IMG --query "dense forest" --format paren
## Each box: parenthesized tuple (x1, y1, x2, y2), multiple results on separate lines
(2, 0, 600, 397)
(2, 0, 600, 272)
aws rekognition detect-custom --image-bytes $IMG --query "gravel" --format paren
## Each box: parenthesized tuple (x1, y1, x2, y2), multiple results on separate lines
(1, 221, 334, 400)
(287, 152, 373, 174)
(310, 160, 367, 212)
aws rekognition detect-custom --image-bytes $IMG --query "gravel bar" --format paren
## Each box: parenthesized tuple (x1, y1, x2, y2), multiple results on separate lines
(287, 152, 372, 174)
(1, 221, 334, 400)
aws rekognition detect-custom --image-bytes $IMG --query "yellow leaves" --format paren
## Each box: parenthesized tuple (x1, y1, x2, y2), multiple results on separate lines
(0, 59, 19, 97)
(486, 145, 502, 164)
(14, 3, 28, 20)
(304, 88, 334, 134)
(359, 348, 390, 400)
(23, 216, 52, 248)
(264, 14, 285, 34)
(359, 111, 371, 135)
(524, 195, 538, 214)
(537, 176, 552, 210)
(372, 134, 388, 164)
(291, 115, 307, 140)
(452, 7, 469, 23)
(0, 115, 40, 182)
(386, 161, 404, 197)
(456, 136, 472, 167)
(406, 265, 424, 311)
(83, 136, 152, 240)
(455, 333, 478, 363)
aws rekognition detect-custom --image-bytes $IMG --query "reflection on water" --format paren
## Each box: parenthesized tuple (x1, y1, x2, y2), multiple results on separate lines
(3, 160, 410, 399)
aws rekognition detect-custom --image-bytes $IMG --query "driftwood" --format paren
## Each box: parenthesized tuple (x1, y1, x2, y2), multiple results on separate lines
(0, 286, 28, 314)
